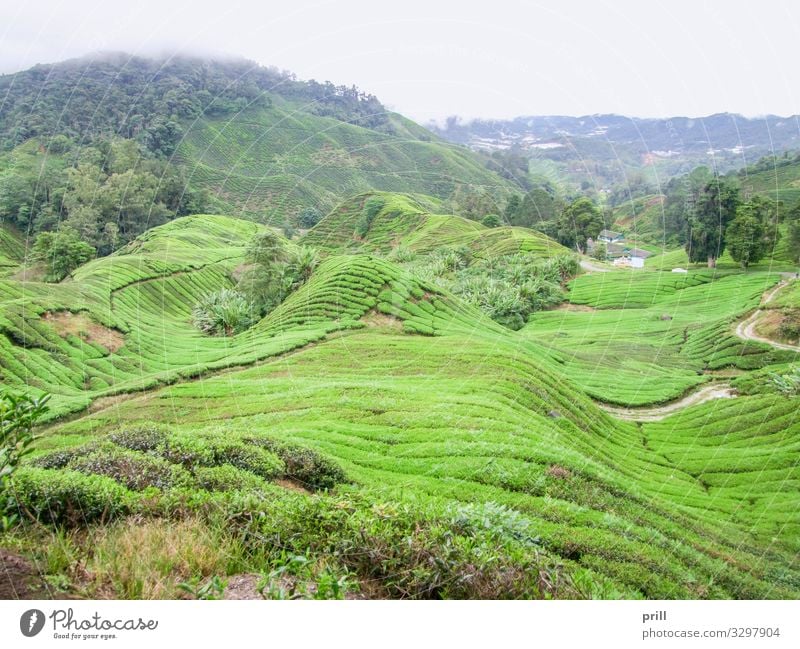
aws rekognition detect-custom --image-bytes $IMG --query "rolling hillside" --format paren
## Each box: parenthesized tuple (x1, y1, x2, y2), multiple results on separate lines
(0, 54, 514, 226)
(302, 191, 569, 258)
(176, 102, 512, 220)
(0, 213, 798, 599)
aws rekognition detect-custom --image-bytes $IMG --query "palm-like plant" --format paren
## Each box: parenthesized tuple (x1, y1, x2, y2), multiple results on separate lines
(192, 289, 255, 336)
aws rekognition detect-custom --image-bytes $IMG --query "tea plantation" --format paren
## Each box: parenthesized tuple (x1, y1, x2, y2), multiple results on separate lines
(1, 206, 799, 600)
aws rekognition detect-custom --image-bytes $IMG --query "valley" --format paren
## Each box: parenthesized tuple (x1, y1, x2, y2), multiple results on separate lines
(0, 53, 798, 602)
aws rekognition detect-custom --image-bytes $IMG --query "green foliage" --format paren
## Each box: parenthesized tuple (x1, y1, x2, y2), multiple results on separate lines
(193, 465, 269, 492)
(247, 437, 347, 491)
(67, 446, 194, 491)
(1, 393, 50, 529)
(505, 187, 563, 228)
(1, 137, 208, 256)
(726, 196, 779, 268)
(787, 202, 800, 264)
(686, 177, 740, 266)
(108, 424, 169, 452)
(356, 196, 385, 237)
(556, 197, 603, 252)
(769, 366, 800, 396)
(481, 213, 502, 228)
(591, 241, 607, 261)
(1, 393, 50, 480)
(11, 467, 133, 526)
(408, 251, 578, 329)
(448, 185, 506, 221)
(211, 442, 284, 480)
(177, 575, 227, 600)
(32, 227, 95, 281)
(298, 207, 322, 229)
(192, 289, 255, 336)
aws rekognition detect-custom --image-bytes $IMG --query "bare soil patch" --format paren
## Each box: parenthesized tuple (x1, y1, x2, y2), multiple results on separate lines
(0, 549, 53, 599)
(360, 309, 404, 331)
(553, 302, 598, 312)
(275, 478, 312, 495)
(224, 574, 264, 600)
(43, 311, 125, 353)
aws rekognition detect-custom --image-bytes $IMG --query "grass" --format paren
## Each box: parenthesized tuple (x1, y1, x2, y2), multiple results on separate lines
(36, 327, 800, 599)
(523, 269, 795, 405)
(2, 205, 799, 599)
(302, 191, 569, 260)
(175, 101, 514, 223)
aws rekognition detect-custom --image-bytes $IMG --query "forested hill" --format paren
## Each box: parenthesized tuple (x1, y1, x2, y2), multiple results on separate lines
(0, 53, 392, 152)
(0, 53, 512, 242)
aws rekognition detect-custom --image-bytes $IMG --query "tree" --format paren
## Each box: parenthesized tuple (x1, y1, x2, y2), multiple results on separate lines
(685, 177, 740, 268)
(727, 197, 779, 269)
(481, 214, 502, 228)
(787, 201, 800, 265)
(661, 167, 712, 245)
(299, 207, 322, 229)
(505, 187, 561, 228)
(449, 186, 502, 221)
(591, 242, 607, 261)
(32, 227, 95, 281)
(238, 231, 318, 316)
(556, 197, 603, 253)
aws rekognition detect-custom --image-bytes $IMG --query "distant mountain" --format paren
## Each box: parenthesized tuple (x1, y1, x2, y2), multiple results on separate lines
(429, 113, 800, 190)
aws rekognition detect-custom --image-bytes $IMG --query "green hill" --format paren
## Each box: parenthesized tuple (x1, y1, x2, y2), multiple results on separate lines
(303, 191, 569, 259)
(0, 222, 25, 271)
(1, 213, 799, 599)
(736, 155, 800, 207)
(177, 104, 512, 220)
(0, 54, 514, 229)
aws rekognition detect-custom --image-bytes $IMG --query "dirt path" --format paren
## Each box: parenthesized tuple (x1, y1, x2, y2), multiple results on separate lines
(579, 259, 610, 273)
(733, 280, 800, 354)
(598, 383, 736, 422)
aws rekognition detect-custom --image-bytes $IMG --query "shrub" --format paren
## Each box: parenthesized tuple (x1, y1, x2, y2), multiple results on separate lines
(355, 196, 385, 237)
(194, 465, 269, 492)
(778, 313, 800, 341)
(1, 393, 50, 478)
(1, 393, 50, 529)
(109, 424, 169, 452)
(770, 366, 800, 396)
(32, 443, 99, 469)
(192, 288, 255, 336)
(68, 447, 193, 491)
(11, 467, 133, 526)
(389, 245, 416, 263)
(481, 213, 502, 228)
(298, 207, 322, 229)
(211, 442, 284, 480)
(243, 494, 569, 599)
(158, 434, 215, 468)
(248, 437, 347, 490)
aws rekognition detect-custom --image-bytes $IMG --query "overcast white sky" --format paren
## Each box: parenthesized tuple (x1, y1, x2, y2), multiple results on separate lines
(1, 0, 799, 122)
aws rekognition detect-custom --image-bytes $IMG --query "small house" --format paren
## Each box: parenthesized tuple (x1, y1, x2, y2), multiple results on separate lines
(598, 229, 624, 243)
(627, 248, 652, 269)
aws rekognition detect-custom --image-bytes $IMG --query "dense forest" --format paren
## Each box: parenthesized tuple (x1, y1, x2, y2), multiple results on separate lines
(0, 53, 390, 153)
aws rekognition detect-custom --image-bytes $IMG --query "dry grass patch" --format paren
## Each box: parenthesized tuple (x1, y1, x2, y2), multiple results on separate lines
(43, 311, 124, 353)
(80, 517, 236, 599)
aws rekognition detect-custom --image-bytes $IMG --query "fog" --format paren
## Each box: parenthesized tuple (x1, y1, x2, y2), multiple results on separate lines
(2, 0, 799, 121)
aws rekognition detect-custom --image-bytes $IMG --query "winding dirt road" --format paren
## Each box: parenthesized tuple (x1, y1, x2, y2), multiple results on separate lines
(733, 279, 800, 354)
(598, 383, 736, 422)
